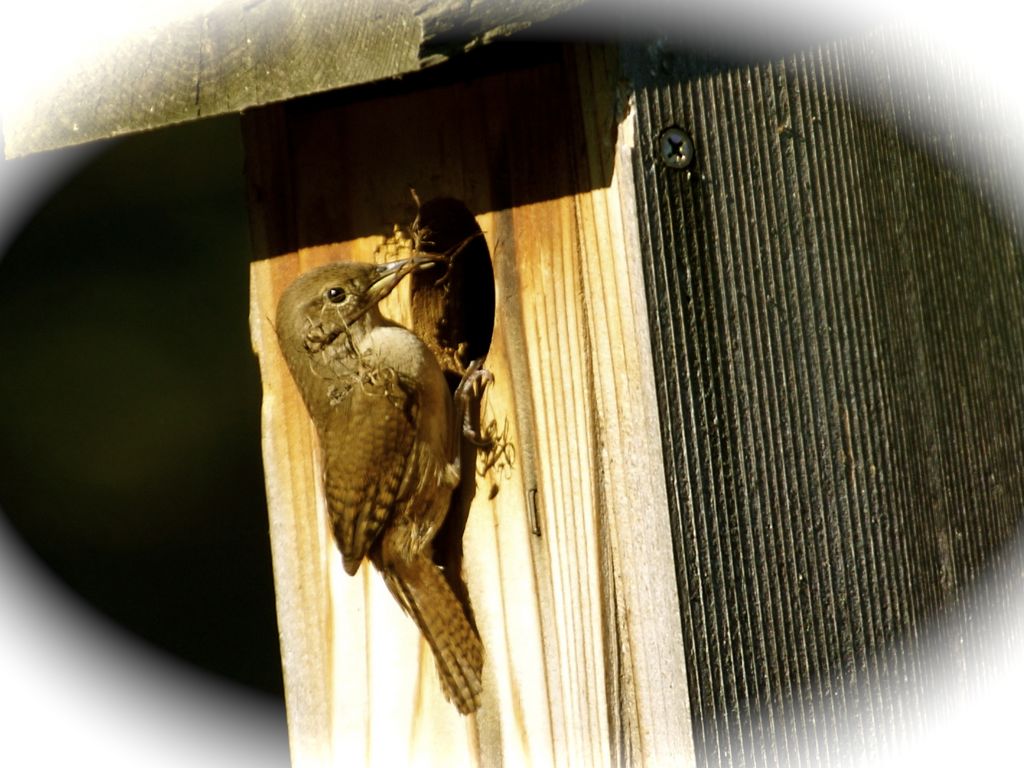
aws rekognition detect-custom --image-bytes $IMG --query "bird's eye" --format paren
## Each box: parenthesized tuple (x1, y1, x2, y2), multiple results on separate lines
(326, 287, 347, 304)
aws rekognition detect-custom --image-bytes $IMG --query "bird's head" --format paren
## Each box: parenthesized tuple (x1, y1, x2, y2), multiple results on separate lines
(275, 256, 439, 355)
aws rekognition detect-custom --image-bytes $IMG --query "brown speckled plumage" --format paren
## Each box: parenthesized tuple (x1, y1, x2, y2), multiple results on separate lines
(275, 258, 483, 714)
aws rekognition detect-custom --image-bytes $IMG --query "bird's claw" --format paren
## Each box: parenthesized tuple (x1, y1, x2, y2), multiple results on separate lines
(456, 359, 494, 445)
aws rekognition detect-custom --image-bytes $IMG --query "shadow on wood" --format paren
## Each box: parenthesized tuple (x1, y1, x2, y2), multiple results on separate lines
(245, 42, 616, 260)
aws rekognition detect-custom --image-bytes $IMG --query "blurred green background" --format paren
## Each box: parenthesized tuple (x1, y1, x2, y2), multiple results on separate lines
(0, 115, 282, 698)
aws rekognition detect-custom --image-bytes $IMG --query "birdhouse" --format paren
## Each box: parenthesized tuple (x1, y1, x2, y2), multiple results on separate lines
(3, 3, 1023, 767)
(242, 41, 691, 766)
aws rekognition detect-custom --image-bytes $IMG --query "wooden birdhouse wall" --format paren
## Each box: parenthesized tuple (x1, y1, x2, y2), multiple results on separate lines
(245, 32, 1024, 768)
(245, 44, 691, 767)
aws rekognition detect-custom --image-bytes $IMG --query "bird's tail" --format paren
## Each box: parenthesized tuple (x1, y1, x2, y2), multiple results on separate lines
(379, 554, 483, 714)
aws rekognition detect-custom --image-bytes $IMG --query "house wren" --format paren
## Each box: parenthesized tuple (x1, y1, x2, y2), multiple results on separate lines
(274, 256, 487, 714)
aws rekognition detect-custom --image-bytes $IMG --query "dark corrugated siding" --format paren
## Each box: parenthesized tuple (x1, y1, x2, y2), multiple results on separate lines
(628, 33, 1024, 766)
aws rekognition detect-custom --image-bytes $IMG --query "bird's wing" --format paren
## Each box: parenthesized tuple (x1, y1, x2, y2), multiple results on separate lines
(320, 375, 419, 575)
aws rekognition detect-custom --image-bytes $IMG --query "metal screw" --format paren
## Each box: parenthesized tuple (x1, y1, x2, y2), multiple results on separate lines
(527, 487, 541, 537)
(658, 126, 695, 169)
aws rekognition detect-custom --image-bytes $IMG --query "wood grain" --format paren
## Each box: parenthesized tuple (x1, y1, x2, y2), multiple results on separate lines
(246, 44, 693, 766)
(2, 0, 584, 158)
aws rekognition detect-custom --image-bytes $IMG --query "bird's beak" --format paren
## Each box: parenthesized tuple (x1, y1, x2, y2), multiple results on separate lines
(366, 255, 443, 304)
